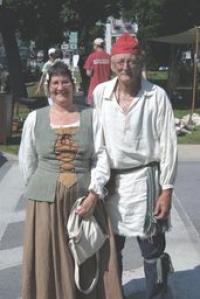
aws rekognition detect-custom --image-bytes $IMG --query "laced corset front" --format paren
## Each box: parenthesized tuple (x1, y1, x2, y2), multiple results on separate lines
(54, 127, 78, 188)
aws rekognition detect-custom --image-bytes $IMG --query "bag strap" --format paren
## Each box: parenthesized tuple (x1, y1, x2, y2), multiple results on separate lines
(74, 252, 100, 294)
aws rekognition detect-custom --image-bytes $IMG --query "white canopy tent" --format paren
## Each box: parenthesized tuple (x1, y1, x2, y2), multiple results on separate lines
(148, 26, 200, 117)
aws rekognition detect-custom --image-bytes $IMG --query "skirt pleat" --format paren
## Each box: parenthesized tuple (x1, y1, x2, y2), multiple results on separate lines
(21, 182, 123, 299)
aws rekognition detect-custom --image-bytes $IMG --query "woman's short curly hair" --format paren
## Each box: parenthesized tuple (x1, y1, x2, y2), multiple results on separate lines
(47, 60, 74, 87)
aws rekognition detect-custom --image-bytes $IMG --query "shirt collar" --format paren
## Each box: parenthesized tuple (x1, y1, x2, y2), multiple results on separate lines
(103, 77, 155, 101)
(103, 77, 118, 100)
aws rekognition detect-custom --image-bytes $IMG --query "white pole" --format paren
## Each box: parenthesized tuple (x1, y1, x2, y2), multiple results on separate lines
(191, 27, 200, 118)
(105, 21, 112, 54)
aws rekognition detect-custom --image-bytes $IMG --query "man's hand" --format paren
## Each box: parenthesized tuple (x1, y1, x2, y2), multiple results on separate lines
(86, 69, 92, 77)
(75, 192, 98, 218)
(154, 189, 172, 220)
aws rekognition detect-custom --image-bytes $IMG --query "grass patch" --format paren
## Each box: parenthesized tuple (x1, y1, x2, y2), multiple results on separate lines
(174, 109, 200, 144)
(13, 103, 30, 120)
(147, 70, 168, 80)
(0, 144, 19, 155)
(0, 135, 21, 155)
(26, 81, 45, 97)
(177, 126, 200, 144)
(174, 108, 200, 118)
(1, 83, 200, 156)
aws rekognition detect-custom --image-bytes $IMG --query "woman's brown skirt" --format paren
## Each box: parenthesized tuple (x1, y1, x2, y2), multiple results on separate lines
(21, 183, 123, 299)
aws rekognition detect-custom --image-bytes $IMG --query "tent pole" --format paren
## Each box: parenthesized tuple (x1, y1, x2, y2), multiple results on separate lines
(168, 44, 176, 99)
(190, 27, 200, 122)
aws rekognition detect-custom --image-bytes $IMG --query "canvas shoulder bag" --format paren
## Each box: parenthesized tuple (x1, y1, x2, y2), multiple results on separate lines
(67, 197, 107, 294)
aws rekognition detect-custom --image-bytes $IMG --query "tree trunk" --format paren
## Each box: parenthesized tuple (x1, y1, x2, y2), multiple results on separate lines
(0, 7, 27, 97)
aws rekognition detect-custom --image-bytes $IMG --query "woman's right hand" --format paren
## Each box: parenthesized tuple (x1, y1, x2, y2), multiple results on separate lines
(75, 192, 98, 218)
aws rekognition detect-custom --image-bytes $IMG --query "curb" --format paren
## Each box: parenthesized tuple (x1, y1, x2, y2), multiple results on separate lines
(178, 144, 200, 161)
(0, 152, 18, 161)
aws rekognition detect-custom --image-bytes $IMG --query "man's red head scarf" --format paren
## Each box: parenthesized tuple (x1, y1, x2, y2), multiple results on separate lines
(111, 32, 140, 56)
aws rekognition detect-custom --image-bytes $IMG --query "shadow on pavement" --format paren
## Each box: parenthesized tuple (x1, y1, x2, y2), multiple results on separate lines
(123, 266, 200, 299)
(0, 265, 21, 299)
(125, 291, 145, 299)
(169, 265, 200, 299)
(123, 277, 145, 299)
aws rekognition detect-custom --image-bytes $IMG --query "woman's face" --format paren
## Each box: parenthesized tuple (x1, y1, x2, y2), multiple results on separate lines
(48, 74, 74, 106)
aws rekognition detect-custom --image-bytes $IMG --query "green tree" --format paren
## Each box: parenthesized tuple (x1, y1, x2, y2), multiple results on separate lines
(121, 0, 200, 68)
(121, 0, 200, 38)
(61, 0, 121, 50)
(161, 0, 200, 35)
(4, 0, 121, 49)
(1, 0, 121, 96)
(121, 0, 165, 38)
(0, 7, 27, 96)
(5, 0, 64, 50)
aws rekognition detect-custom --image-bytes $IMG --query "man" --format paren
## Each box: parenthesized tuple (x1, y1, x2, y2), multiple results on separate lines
(93, 33, 177, 299)
(78, 41, 90, 97)
(36, 48, 56, 105)
(84, 37, 110, 105)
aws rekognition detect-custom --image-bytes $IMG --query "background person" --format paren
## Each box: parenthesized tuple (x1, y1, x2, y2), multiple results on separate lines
(93, 33, 178, 299)
(78, 41, 90, 97)
(36, 47, 56, 105)
(84, 38, 111, 105)
(19, 61, 123, 299)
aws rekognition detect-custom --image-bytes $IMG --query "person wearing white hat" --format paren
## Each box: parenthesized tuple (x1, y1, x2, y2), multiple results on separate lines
(84, 37, 110, 105)
(48, 48, 56, 55)
(36, 47, 56, 104)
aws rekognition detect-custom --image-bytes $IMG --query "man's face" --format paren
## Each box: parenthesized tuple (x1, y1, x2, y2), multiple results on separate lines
(111, 53, 143, 84)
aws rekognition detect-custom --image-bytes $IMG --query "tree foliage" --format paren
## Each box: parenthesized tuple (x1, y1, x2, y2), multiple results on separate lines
(121, 0, 200, 68)
(4, 0, 64, 48)
(61, 0, 121, 47)
(121, 0, 200, 38)
(3, 0, 121, 48)
(3, 0, 200, 44)
(122, 0, 165, 37)
(3, 0, 200, 65)
(161, 0, 200, 35)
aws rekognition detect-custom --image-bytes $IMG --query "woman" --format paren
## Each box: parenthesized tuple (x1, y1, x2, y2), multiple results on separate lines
(19, 61, 123, 299)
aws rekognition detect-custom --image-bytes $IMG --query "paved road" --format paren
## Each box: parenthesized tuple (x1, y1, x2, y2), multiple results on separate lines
(0, 159, 25, 299)
(121, 155, 200, 298)
(175, 161, 200, 235)
(0, 152, 200, 299)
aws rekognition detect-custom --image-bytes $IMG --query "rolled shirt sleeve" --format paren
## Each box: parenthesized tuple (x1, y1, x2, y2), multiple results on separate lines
(18, 111, 38, 185)
(88, 109, 110, 198)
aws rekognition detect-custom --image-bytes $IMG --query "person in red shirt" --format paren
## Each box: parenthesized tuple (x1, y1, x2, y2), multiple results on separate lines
(84, 38, 111, 105)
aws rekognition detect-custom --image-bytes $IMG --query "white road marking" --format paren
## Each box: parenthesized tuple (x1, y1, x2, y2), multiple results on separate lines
(0, 246, 23, 271)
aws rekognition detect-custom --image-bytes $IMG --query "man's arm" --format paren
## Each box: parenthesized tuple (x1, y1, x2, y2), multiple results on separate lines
(84, 53, 93, 77)
(35, 72, 46, 94)
(154, 90, 178, 219)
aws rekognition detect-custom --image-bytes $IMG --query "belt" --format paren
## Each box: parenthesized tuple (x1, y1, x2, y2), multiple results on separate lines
(111, 162, 158, 175)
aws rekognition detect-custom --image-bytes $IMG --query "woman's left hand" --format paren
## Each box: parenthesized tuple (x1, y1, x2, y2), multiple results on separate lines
(75, 192, 98, 218)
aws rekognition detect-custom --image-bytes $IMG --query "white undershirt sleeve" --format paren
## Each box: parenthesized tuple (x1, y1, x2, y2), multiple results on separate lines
(18, 111, 38, 185)
(88, 109, 110, 198)
(157, 93, 178, 190)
